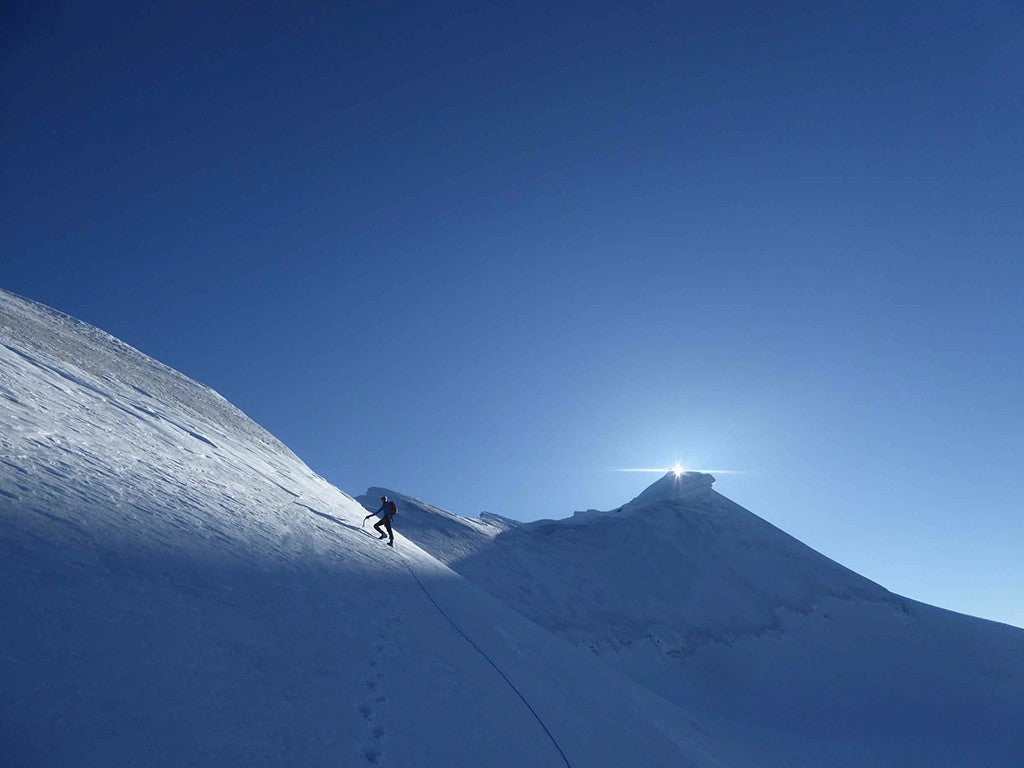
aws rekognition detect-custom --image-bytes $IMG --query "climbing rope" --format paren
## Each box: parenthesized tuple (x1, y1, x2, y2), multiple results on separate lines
(397, 550, 573, 768)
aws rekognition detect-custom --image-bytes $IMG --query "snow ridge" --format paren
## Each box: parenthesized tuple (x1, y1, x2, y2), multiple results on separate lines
(371, 475, 1024, 768)
(1, 288, 737, 768)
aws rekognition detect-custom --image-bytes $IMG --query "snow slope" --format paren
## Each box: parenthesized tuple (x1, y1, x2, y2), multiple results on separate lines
(0, 289, 745, 767)
(360, 474, 1024, 768)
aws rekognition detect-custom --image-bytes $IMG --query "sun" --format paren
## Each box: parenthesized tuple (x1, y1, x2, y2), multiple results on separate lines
(672, 463, 684, 477)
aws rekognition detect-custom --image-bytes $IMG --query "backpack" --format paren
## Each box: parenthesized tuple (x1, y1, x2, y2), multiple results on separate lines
(388, 500, 398, 517)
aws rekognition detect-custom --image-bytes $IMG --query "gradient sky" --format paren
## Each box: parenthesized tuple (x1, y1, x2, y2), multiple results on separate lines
(3, 2, 1022, 627)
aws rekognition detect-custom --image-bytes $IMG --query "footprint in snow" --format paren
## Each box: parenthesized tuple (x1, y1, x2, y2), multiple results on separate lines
(355, 667, 387, 762)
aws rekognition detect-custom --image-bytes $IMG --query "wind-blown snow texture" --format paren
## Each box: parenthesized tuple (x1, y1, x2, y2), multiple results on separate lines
(0, 290, 742, 768)
(3, 288, 1021, 768)
(360, 476, 1024, 768)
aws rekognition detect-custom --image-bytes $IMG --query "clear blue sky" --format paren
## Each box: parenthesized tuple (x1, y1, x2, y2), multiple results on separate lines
(3, 2, 1022, 627)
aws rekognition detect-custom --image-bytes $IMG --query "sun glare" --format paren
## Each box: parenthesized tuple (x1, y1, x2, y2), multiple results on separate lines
(614, 465, 740, 475)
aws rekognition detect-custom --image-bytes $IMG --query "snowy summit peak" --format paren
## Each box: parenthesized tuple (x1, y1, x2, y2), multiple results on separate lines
(626, 470, 715, 508)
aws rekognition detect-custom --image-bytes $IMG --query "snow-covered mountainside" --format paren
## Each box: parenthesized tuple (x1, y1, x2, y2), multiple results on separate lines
(362, 475, 1024, 768)
(0, 290, 747, 768)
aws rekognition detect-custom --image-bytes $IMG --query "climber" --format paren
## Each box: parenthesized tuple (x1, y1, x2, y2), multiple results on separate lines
(363, 494, 397, 546)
